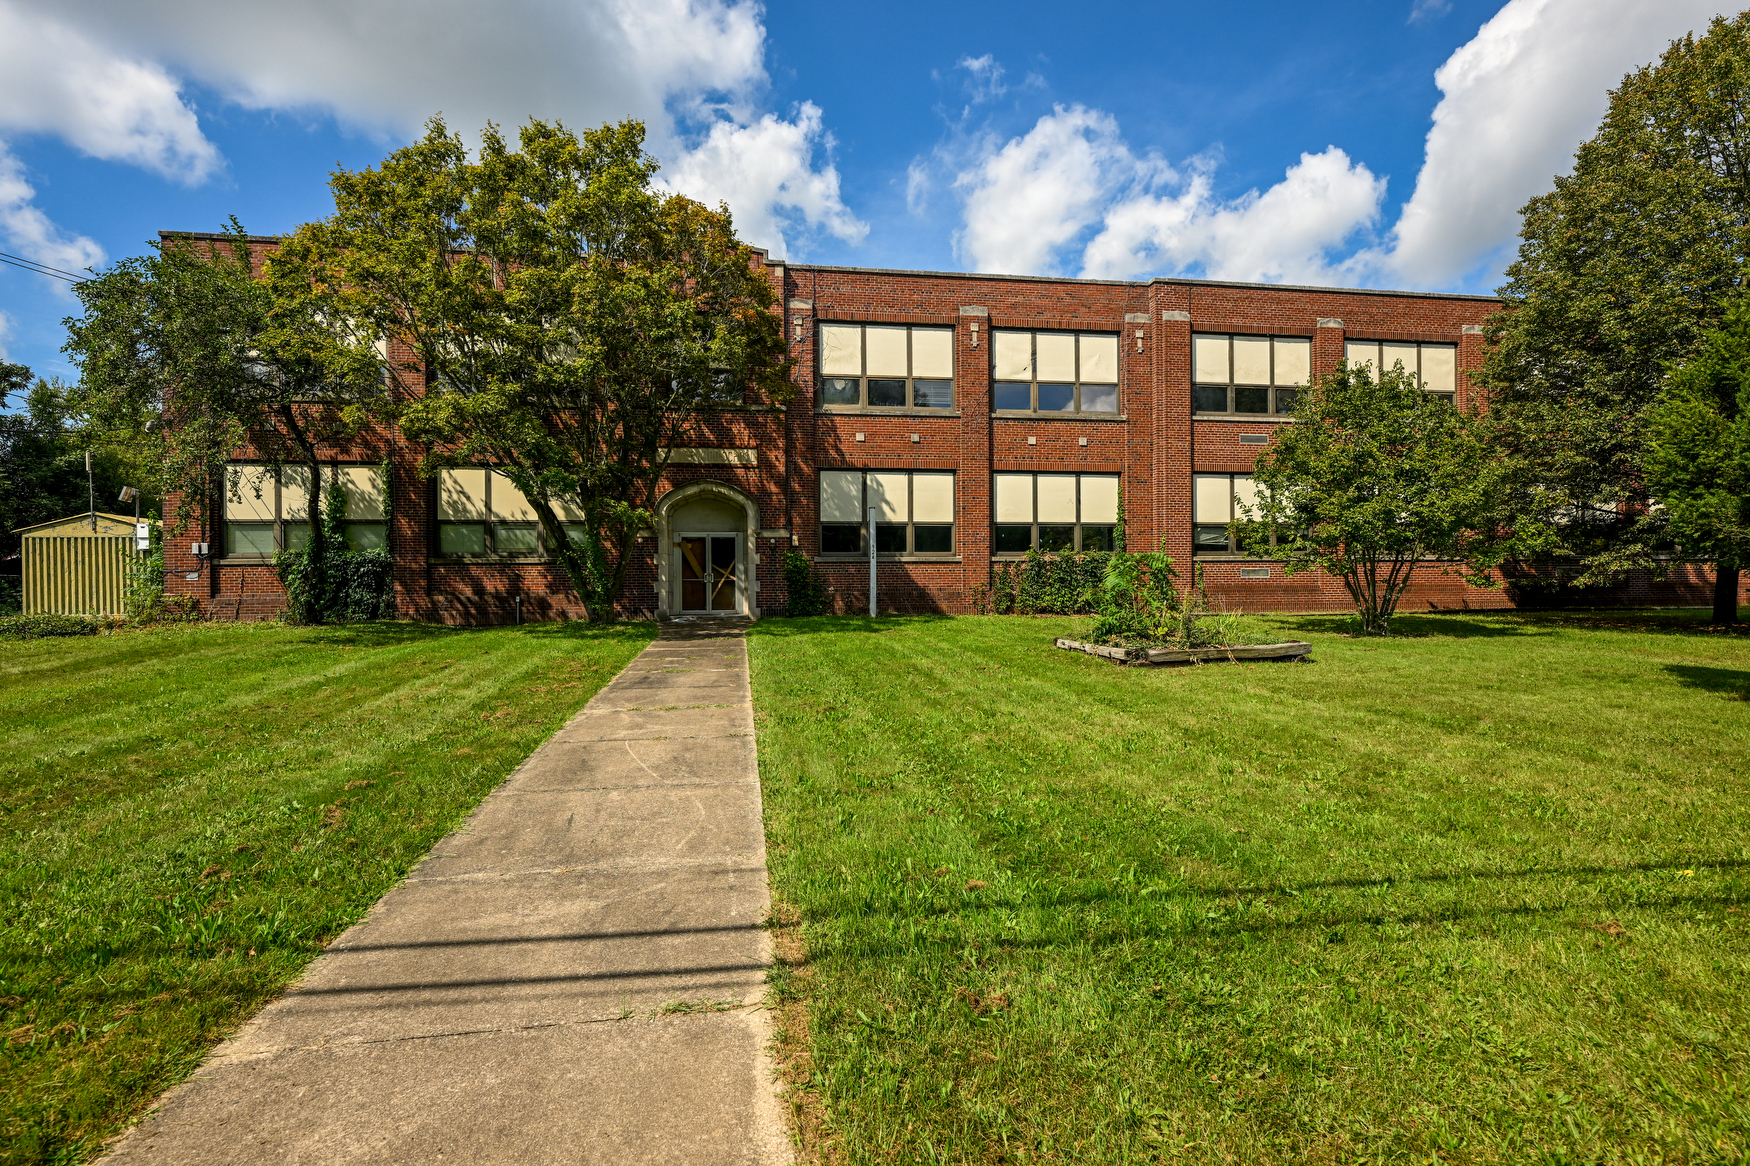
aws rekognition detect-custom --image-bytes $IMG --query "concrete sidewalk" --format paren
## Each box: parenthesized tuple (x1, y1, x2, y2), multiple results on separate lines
(105, 624, 791, 1166)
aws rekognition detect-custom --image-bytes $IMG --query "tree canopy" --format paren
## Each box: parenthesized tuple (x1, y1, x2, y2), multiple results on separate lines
(280, 116, 792, 622)
(1480, 12, 1750, 617)
(1647, 297, 1750, 622)
(64, 220, 385, 622)
(1237, 363, 1521, 635)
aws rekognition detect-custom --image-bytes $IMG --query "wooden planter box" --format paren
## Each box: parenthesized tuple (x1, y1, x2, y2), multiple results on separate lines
(1054, 638, 1313, 666)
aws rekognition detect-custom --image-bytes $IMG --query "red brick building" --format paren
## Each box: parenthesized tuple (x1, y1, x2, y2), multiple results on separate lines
(163, 239, 1730, 622)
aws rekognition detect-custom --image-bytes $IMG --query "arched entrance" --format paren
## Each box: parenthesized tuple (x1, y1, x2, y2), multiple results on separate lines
(653, 481, 761, 619)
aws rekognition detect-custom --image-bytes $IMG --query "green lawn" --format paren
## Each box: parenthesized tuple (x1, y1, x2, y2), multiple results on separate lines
(748, 611, 1750, 1165)
(0, 619, 653, 1166)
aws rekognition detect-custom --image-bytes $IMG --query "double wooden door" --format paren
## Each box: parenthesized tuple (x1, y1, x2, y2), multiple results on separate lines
(676, 534, 739, 613)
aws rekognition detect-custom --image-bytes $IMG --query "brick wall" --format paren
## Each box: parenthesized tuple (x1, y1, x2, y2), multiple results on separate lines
(159, 239, 1747, 622)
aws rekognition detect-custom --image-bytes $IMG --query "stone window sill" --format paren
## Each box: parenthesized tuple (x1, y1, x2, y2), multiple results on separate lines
(992, 411, 1127, 422)
(816, 554, 964, 564)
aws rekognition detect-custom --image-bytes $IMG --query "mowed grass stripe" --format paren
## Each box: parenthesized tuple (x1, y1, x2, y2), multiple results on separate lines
(0, 619, 654, 1166)
(750, 611, 1750, 1165)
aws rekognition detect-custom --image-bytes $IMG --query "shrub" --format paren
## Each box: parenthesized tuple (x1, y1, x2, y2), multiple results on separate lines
(782, 549, 831, 616)
(991, 549, 1111, 615)
(0, 613, 107, 640)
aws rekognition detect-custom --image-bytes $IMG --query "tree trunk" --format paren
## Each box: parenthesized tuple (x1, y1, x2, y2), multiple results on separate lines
(1714, 563, 1742, 625)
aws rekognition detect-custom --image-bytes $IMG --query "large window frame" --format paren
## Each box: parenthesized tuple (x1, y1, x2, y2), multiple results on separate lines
(221, 463, 390, 559)
(1192, 334, 1310, 417)
(1343, 340, 1458, 402)
(818, 323, 956, 411)
(991, 330, 1120, 415)
(1193, 473, 1264, 555)
(992, 473, 1120, 555)
(817, 470, 957, 558)
(433, 468, 585, 560)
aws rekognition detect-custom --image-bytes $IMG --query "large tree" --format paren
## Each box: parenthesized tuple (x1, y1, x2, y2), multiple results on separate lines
(64, 220, 384, 623)
(1479, 12, 1750, 620)
(1236, 363, 1522, 636)
(279, 116, 793, 622)
(1647, 297, 1750, 623)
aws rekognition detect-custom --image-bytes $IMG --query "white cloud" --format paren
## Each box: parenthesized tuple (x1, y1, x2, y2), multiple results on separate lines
(1408, 0, 1452, 24)
(952, 105, 1158, 275)
(0, 144, 105, 289)
(658, 103, 867, 258)
(950, 105, 1380, 283)
(0, 310, 12, 361)
(958, 55, 1008, 103)
(1377, 0, 1724, 288)
(5, 0, 768, 144)
(1083, 147, 1384, 283)
(0, 2, 217, 182)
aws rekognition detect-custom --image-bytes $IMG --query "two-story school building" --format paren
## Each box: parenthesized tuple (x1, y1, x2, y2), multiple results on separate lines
(161, 235, 1732, 622)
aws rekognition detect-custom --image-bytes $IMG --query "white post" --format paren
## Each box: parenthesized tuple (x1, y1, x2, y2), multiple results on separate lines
(867, 504, 877, 618)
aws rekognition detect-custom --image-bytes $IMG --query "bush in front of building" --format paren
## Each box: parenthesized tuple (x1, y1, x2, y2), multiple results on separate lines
(990, 548, 1112, 615)
(782, 549, 832, 617)
(275, 475, 395, 623)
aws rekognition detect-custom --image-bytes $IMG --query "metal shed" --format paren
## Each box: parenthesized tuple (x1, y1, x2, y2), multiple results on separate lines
(15, 513, 140, 616)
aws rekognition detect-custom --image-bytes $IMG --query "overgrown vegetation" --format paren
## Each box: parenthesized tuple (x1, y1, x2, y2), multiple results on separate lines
(750, 611, 1750, 1165)
(782, 549, 831, 617)
(1087, 557, 1234, 649)
(0, 619, 654, 1164)
(273, 468, 394, 623)
(0, 614, 108, 641)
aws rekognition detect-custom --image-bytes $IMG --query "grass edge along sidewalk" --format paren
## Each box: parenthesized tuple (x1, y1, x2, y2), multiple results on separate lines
(0, 618, 655, 1166)
(750, 611, 1750, 1165)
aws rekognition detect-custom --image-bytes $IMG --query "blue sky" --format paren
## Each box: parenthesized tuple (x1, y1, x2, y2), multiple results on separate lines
(0, 0, 1730, 383)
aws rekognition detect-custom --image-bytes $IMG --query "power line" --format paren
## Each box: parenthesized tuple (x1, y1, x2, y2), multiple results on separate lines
(0, 251, 87, 283)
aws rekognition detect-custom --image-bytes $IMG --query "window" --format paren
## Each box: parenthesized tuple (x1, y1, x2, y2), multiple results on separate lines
(1344, 340, 1457, 401)
(334, 466, 388, 551)
(1192, 334, 1309, 416)
(818, 470, 955, 555)
(1193, 473, 1263, 554)
(991, 331, 1119, 414)
(436, 468, 583, 557)
(223, 464, 311, 556)
(819, 323, 955, 409)
(992, 473, 1119, 554)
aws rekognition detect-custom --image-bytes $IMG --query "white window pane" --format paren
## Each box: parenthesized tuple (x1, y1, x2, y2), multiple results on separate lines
(994, 474, 1033, 523)
(281, 465, 312, 522)
(1232, 475, 1262, 518)
(1382, 343, 1419, 379)
(439, 468, 489, 522)
(1193, 334, 1229, 383)
(1078, 333, 1119, 383)
(490, 471, 538, 521)
(553, 494, 588, 522)
(1233, 336, 1270, 384)
(1079, 475, 1119, 524)
(819, 470, 864, 524)
(912, 473, 954, 523)
(338, 465, 386, 521)
(1421, 344, 1456, 394)
(1273, 337, 1310, 386)
(226, 465, 275, 522)
(1194, 474, 1232, 524)
(1036, 475, 1077, 522)
(1345, 340, 1380, 369)
(868, 472, 909, 522)
(820, 324, 862, 376)
(993, 331, 1033, 380)
(1035, 333, 1076, 381)
(865, 325, 909, 377)
(911, 328, 954, 378)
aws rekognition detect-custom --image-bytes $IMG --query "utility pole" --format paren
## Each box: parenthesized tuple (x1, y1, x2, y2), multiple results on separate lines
(867, 504, 877, 618)
(86, 450, 95, 532)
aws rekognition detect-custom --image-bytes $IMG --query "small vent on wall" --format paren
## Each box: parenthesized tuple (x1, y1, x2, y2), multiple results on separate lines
(1240, 434, 1267, 444)
(1239, 567, 1270, 578)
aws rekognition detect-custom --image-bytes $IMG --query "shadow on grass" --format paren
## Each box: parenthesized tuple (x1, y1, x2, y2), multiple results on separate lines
(1265, 612, 1549, 640)
(751, 614, 956, 638)
(1665, 663, 1750, 700)
(289, 619, 657, 649)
